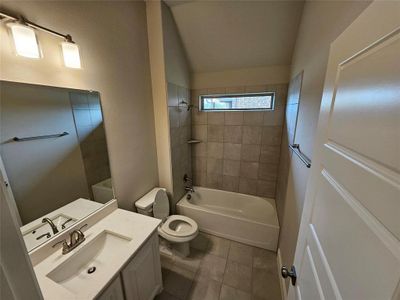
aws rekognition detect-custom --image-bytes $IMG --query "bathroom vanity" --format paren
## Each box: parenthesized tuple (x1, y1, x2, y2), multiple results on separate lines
(31, 201, 163, 299)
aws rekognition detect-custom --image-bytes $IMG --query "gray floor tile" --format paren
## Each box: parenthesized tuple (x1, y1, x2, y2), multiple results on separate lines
(197, 253, 227, 282)
(252, 247, 277, 273)
(223, 260, 252, 293)
(163, 265, 196, 300)
(187, 275, 222, 300)
(155, 290, 180, 300)
(207, 235, 231, 258)
(219, 284, 251, 300)
(252, 267, 281, 300)
(174, 249, 204, 273)
(190, 232, 210, 252)
(228, 241, 253, 265)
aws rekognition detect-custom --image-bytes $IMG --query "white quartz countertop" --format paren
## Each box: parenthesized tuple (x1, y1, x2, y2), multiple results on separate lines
(34, 209, 161, 299)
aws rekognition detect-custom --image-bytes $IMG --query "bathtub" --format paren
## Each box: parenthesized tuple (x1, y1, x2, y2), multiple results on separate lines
(92, 178, 114, 204)
(176, 186, 280, 251)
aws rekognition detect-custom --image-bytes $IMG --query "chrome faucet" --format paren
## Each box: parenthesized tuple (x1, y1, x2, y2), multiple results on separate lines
(52, 224, 87, 255)
(185, 186, 195, 193)
(42, 218, 59, 234)
(183, 174, 195, 193)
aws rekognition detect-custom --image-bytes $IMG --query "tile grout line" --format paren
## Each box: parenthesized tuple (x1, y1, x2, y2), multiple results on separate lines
(218, 240, 232, 299)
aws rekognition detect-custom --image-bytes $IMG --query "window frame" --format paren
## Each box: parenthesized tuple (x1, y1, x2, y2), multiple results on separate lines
(199, 91, 275, 112)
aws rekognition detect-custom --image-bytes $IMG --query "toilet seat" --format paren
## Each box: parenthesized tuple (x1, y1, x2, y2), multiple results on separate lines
(158, 215, 198, 243)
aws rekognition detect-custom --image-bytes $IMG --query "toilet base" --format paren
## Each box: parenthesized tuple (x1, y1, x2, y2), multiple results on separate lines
(159, 237, 191, 257)
(173, 242, 190, 257)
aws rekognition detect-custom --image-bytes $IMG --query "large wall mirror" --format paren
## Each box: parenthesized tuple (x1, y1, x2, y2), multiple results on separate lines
(0, 81, 114, 252)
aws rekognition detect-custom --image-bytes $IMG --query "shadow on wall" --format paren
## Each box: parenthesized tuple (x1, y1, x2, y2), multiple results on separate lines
(190, 83, 288, 199)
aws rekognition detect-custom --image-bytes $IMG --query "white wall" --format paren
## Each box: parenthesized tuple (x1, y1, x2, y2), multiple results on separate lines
(162, 2, 191, 88)
(0, 1, 158, 211)
(276, 0, 371, 290)
(146, 0, 174, 196)
(191, 65, 290, 90)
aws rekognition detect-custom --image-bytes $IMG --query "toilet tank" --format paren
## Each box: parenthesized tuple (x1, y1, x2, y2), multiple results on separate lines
(135, 188, 166, 216)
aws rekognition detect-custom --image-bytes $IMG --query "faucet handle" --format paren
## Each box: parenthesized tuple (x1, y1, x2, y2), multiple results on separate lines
(183, 174, 193, 182)
(52, 239, 67, 248)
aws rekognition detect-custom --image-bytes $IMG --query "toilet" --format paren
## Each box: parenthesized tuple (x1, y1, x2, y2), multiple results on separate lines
(135, 187, 198, 257)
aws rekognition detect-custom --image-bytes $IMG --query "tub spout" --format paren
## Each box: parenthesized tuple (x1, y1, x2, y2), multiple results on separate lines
(185, 186, 195, 193)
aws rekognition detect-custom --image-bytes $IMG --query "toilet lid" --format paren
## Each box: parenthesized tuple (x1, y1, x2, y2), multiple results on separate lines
(153, 189, 170, 220)
(160, 215, 198, 237)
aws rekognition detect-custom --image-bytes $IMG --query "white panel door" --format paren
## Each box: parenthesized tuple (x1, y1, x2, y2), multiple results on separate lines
(287, 2, 400, 300)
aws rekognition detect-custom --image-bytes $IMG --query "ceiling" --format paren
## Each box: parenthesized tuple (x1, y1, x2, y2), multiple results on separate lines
(165, 0, 304, 73)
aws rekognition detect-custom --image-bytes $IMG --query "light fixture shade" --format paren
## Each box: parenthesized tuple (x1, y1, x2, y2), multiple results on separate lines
(61, 41, 81, 69)
(8, 23, 41, 58)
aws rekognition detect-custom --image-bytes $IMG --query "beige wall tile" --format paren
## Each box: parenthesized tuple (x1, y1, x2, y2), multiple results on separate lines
(244, 85, 267, 93)
(193, 125, 207, 141)
(224, 126, 242, 143)
(207, 112, 225, 125)
(242, 126, 262, 145)
(206, 173, 223, 189)
(222, 176, 239, 192)
(193, 156, 207, 172)
(258, 163, 278, 181)
(261, 126, 282, 145)
(256, 180, 276, 198)
(179, 108, 191, 127)
(243, 112, 264, 125)
(241, 144, 260, 162)
(240, 162, 259, 179)
(208, 125, 224, 142)
(225, 86, 245, 94)
(207, 142, 223, 159)
(193, 171, 206, 186)
(192, 107, 207, 125)
(207, 158, 223, 174)
(225, 112, 243, 125)
(223, 143, 242, 161)
(169, 107, 180, 128)
(260, 145, 281, 163)
(238, 178, 258, 195)
(192, 142, 207, 157)
(191, 89, 207, 105)
(223, 160, 240, 176)
(168, 82, 179, 107)
(207, 87, 226, 94)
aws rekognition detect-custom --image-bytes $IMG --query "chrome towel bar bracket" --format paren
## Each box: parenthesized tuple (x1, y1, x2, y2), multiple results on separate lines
(289, 144, 312, 168)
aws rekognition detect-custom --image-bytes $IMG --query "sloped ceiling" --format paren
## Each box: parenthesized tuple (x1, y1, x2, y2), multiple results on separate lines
(164, 0, 304, 73)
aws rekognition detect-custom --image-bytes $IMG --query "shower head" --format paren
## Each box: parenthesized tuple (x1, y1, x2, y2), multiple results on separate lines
(180, 101, 197, 111)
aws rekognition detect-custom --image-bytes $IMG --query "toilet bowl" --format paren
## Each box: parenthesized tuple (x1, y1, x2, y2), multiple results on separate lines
(135, 188, 198, 257)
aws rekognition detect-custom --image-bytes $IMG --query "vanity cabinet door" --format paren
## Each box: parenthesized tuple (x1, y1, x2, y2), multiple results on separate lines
(96, 275, 124, 300)
(121, 233, 162, 300)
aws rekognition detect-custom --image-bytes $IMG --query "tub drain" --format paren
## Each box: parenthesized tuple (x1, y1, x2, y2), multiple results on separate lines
(87, 266, 96, 274)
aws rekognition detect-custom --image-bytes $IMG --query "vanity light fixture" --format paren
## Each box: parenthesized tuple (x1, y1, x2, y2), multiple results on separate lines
(8, 22, 41, 58)
(61, 36, 81, 69)
(0, 11, 82, 69)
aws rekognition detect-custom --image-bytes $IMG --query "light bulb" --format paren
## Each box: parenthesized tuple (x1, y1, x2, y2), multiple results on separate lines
(8, 23, 41, 58)
(61, 41, 81, 69)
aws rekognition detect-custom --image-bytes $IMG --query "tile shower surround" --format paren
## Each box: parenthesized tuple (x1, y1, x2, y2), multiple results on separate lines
(190, 84, 287, 198)
(168, 82, 192, 207)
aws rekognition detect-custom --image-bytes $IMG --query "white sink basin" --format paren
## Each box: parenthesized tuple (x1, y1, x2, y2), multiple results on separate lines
(47, 230, 131, 294)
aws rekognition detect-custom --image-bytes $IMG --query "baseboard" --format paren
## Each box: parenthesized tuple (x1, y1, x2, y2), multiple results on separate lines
(277, 248, 288, 300)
